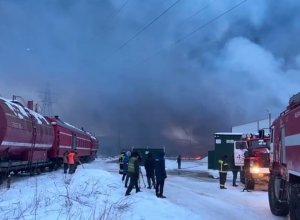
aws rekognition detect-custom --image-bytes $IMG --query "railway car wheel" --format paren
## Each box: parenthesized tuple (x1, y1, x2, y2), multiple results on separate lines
(289, 184, 300, 220)
(268, 174, 289, 216)
(48, 164, 54, 172)
(0, 174, 3, 185)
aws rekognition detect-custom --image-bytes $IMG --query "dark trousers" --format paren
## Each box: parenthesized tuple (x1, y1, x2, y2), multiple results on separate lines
(147, 175, 156, 188)
(156, 179, 165, 196)
(219, 172, 227, 187)
(69, 164, 75, 174)
(124, 174, 130, 187)
(63, 163, 68, 174)
(177, 162, 181, 169)
(122, 173, 126, 181)
(126, 175, 139, 194)
(232, 170, 238, 185)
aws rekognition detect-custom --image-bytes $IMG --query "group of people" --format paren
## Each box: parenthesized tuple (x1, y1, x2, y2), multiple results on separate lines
(218, 155, 240, 189)
(121, 150, 167, 198)
(63, 150, 80, 174)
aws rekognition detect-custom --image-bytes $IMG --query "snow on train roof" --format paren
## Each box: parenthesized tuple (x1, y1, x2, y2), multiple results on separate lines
(56, 119, 95, 138)
(64, 122, 97, 139)
(0, 97, 49, 125)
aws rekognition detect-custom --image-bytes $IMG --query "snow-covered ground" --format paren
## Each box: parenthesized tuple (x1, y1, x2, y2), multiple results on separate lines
(0, 158, 287, 220)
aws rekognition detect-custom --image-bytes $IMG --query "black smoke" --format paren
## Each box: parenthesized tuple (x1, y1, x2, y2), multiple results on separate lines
(1, 0, 300, 157)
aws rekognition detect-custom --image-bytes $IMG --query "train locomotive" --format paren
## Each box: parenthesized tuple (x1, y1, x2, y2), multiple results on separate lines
(0, 97, 98, 184)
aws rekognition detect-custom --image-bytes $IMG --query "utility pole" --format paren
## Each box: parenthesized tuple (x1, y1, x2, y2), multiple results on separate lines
(267, 109, 272, 134)
(39, 83, 54, 116)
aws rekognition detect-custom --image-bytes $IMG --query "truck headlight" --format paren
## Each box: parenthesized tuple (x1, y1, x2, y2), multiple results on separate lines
(250, 166, 260, 174)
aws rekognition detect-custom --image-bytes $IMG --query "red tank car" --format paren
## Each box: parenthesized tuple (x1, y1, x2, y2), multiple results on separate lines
(0, 98, 54, 162)
(46, 116, 97, 166)
(0, 96, 98, 185)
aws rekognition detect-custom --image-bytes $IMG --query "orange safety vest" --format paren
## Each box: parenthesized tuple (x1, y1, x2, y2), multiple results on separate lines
(68, 152, 76, 164)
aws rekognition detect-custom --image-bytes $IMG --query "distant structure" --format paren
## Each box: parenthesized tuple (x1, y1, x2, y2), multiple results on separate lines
(39, 83, 54, 116)
(231, 118, 274, 134)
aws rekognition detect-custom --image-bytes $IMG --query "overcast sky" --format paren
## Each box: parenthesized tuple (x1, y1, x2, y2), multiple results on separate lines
(0, 0, 300, 154)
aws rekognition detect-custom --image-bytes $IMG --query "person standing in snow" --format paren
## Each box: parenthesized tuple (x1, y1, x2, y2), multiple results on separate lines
(231, 155, 239, 187)
(176, 154, 182, 169)
(119, 151, 125, 174)
(218, 155, 229, 189)
(63, 151, 69, 174)
(68, 150, 76, 174)
(122, 151, 131, 188)
(144, 152, 155, 189)
(73, 151, 82, 173)
(125, 151, 141, 196)
(154, 152, 167, 198)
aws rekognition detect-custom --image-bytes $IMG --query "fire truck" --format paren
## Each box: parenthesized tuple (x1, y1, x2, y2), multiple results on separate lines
(234, 131, 270, 190)
(268, 93, 300, 219)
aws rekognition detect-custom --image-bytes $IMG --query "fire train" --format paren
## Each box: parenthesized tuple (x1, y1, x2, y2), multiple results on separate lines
(268, 92, 300, 220)
(0, 96, 98, 184)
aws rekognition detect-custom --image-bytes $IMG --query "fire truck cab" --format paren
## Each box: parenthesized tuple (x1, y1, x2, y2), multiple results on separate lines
(234, 131, 270, 190)
(268, 93, 300, 219)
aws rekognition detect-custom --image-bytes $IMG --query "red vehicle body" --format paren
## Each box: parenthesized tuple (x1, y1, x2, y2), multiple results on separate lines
(46, 116, 98, 165)
(234, 132, 270, 190)
(268, 92, 300, 219)
(0, 97, 98, 184)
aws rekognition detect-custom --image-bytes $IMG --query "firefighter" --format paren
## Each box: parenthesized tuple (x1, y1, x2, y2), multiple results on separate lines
(144, 152, 155, 189)
(73, 151, 81, 173)
(231, 155, 239, 187)
(119, 152, 125, 174)
(63, 151, 69, 174)
(218, 155, 229, 189)
(125, 151, 141, 196)
(122, 151, 131, 187)
(176, 154, 182, 169)
(68, 150, 76, 174)
(154, 152, 167, 198)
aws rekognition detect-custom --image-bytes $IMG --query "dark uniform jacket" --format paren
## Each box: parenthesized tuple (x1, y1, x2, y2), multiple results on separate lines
(154, 153, 167, 181)
(218, 158, 229, 173)
(231, 156, 240, 171)
(145, 157, 155, 177)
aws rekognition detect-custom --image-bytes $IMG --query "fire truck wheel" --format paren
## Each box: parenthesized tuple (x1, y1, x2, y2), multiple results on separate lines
(289, 184, 300, 220)
(268, 174, 289, 216)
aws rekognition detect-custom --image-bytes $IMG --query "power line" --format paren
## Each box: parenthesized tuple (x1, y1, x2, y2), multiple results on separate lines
(176, 0, 247, 44)
(142, 0, 247, 63)
(115, 0, 183, 52)
(179, 0, 216, 25)
(110, 0, 130, 17)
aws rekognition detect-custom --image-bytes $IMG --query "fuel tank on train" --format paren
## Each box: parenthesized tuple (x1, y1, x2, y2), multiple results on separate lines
(0, 97, 54, 161)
